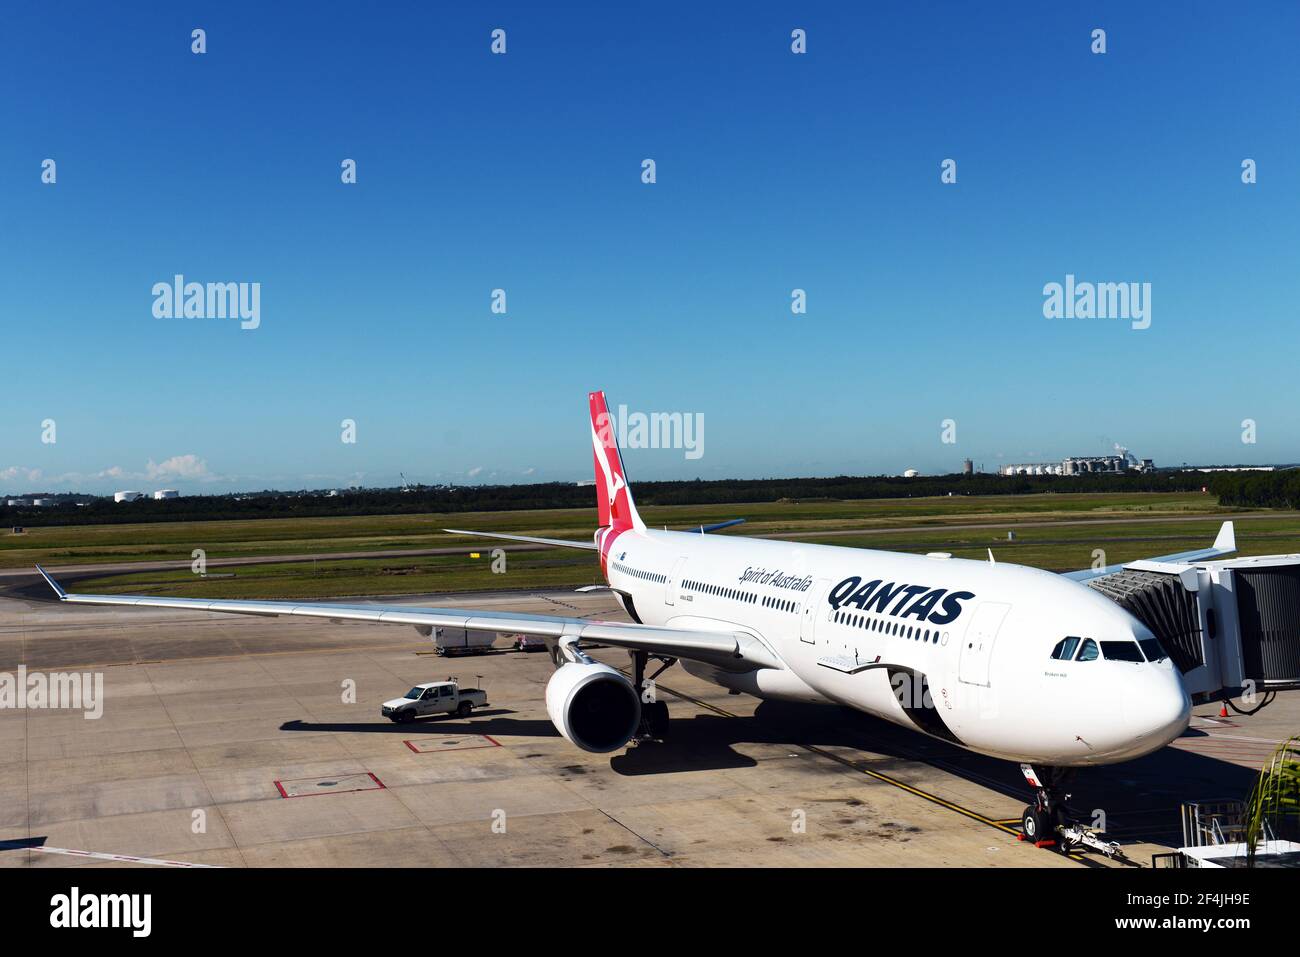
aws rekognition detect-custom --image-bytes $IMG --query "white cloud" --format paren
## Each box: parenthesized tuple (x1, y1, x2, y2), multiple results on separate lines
(467, 466, 484, 478)
(145, 455, 211, 481)
(0, 466, 43, 484)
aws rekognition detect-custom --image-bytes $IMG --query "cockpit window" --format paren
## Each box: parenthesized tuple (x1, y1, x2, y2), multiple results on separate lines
(1076, 639, 1099, 662)
(1100, 641, 1144, 662)
(1051, 636, 1081, 660)
(1138, 637, 1167, 662)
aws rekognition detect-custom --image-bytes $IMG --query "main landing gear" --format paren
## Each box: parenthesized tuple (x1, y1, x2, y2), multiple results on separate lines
(630, 650, 675, 743)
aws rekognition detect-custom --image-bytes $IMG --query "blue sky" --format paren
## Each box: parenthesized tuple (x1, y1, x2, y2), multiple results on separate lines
(2, 1, 1298, 494)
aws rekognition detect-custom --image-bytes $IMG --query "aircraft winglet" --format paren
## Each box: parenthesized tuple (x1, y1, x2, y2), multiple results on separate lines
(1213, 520, 1235, 552)
(35, 565, 67, 600)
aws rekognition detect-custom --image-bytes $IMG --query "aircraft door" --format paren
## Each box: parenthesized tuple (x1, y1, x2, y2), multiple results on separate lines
(665, 557, 688, 606)
(800, 580, 830, 644)
(958, 601, 1010, 687)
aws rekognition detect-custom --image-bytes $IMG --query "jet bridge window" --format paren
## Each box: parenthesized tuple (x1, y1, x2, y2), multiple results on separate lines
(1101, 641, 1144, 662)
(1051, 636, 1081, 660)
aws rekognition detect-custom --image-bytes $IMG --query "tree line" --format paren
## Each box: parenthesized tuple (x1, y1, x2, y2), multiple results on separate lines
(0, 469, 1262, 527)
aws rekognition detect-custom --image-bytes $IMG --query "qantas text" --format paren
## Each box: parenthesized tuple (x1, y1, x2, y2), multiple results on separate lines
(827, 576, 974, 625)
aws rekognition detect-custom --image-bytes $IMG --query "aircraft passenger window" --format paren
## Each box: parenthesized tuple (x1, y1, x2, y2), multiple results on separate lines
(1051, 636, 1080, 660)
(1100, 641, 1144, 663)
(1076, 639, 1099, 662)
(1138, 637, 1167, 662)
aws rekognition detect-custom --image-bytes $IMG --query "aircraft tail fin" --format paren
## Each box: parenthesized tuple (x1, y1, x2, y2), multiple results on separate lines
(589, 391, 645, 531)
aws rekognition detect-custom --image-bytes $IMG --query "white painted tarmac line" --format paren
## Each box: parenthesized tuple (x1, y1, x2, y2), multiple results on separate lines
(25, 845, 219, 868)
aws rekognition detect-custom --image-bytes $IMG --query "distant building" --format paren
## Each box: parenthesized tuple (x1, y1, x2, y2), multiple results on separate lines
(903, 468, 920, 478)
(962, 458, 973, 476)
(5, 499, 28, 507)
(153, 489, 180, 500)
(1193, 466, 1276, 473)
(30, 498, 53, 507)
(114, 490, 144, 503)
(1000, 447, 1154, 477)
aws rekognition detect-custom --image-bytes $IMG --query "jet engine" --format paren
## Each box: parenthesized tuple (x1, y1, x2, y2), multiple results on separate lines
(545, 660, 641, 753)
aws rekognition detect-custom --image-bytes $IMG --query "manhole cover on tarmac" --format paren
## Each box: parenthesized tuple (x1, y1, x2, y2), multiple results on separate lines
(404, 735, 500, 754)
(273, 771, 385, 798)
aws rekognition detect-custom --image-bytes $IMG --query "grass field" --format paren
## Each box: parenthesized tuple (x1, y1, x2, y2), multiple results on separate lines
(8, 491, 1299, 600)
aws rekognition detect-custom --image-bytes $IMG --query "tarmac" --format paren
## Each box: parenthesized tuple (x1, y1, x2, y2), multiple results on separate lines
(0, 582, 1292, 868)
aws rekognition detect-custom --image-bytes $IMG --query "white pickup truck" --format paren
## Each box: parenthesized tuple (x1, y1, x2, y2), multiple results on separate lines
(381, 681, 487, 723)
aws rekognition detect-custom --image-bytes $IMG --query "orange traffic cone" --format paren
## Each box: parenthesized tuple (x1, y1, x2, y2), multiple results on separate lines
(1218, 702, 1229, 718)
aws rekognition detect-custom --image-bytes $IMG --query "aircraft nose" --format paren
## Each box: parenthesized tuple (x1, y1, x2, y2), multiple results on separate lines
(1124, 667, 1191, 751)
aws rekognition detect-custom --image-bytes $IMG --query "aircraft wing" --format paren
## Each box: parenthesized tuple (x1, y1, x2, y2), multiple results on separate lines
(443, 519, 745, 549)
(34, 565, 780, 672)
(443, 529, 597, 550)
(1060, 520, 1236, 583)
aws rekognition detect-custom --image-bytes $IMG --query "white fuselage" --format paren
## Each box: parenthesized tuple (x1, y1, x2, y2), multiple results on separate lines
(601, 527, 1191, 767)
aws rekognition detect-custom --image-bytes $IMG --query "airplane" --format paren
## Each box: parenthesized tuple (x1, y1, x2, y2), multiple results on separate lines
(35, 391, 1235, 847)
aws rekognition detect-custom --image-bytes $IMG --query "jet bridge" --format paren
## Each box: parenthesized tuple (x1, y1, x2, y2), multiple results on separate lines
(1087, 553, 1300, 703)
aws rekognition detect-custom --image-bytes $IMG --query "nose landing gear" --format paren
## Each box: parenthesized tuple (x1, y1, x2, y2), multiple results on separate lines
(1018, 764, 1074, 848)
(1017, 764, 1133, 862)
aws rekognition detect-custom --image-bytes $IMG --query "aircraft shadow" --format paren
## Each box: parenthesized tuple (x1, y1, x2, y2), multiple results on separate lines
(281, 698, 1256, 846)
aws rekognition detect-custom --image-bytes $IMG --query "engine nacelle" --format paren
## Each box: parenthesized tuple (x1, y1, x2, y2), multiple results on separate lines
(545, 661, 641, 753)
